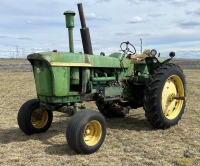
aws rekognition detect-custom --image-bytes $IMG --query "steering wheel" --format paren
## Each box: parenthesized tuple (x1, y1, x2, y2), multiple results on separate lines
(120, 41, 136, 56)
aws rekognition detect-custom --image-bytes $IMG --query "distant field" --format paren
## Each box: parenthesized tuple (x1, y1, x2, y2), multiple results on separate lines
(0, 59, 200, 165)
(0, 58, 200, 71)
(0, 59, 31, 71)
(171, 58, 200, 69)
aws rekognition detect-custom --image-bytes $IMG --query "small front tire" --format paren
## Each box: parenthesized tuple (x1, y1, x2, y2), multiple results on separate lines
(66, 109, 106, 154)
(17, 99, 53, 135)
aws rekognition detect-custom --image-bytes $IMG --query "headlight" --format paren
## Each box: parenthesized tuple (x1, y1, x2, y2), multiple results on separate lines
(150, 49, 157, 57)
(153, 57, 158, 63)
(169, 52, 175, 58)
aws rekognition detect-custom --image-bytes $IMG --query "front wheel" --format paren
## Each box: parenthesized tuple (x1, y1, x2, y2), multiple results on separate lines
(66, 109, 106, 154)
(143, 63, 186, 129)
(17, 99, 53, 135)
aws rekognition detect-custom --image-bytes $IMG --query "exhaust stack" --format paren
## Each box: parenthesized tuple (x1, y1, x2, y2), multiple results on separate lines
(77, 3, 93, 55)
(64, 11, 76, 53)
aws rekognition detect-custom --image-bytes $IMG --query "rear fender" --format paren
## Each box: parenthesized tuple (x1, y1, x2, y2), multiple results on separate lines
(145, 57, 172, 74)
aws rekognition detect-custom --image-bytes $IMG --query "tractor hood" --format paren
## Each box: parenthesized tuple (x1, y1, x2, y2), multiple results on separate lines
(27, 51, 131, 68)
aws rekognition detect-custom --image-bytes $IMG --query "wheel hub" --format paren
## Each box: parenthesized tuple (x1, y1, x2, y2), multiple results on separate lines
(31, 109, 48, 129)
(84, 120, 102, 146)
(162, 75, 184, 120)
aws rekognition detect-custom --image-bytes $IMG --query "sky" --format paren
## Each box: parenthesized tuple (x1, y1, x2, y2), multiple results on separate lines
(0, 0, 200, 59)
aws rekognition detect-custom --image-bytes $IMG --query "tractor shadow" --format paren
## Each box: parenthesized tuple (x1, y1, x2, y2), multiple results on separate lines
(105, 113, 153, 132)
(0, 114, 76, 156)
(0, 110, 153, 156)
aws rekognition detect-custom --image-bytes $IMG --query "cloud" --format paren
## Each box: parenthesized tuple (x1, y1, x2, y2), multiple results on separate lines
(127, 0, 200, 6)
(17, 37, 32, 40)
(85, 12, 111, 21)
(0, 35, 10, 39)
(169, 0, 187, 6)
(134, 33, 150, 37)
(96, 0, 112, 2)
(148, 13, 166, 17)
(161, 48, 200, 59)
(25, 20, 33, 24)
(114, 32, 133, 36)
(127, 16, 145, 24)
(144, 30, 200, 48)
(185, 8, 200, 16)
(85, 12, 97, 20)
(178, 20, 200, 29)
(127, 0, 149, 5)
(127, 0, 163, 5)
(170, 0, 200, 4)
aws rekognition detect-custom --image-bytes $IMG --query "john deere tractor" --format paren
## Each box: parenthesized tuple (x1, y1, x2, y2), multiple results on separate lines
(17, 3, 186, 154)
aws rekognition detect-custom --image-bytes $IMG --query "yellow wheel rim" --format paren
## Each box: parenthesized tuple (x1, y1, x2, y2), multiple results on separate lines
(162, 75, 184, 120)
(31, 109, 48, 129)
(84, 120, 102, 146)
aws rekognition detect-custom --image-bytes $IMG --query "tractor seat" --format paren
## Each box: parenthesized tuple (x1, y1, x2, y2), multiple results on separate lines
(131, 53, 149, 64)
(131, 49, 152, 64)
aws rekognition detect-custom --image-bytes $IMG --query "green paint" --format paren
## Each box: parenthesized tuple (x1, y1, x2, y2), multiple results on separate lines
(70, 67, 80, 85)
(91, 76, 116, 82)
(63, 11, 76, 28)
(51, 67, 70, 96)
(68, 28, 74, 52)
(33, 60, 53, 96)
(104, 87, 123, 99)
(27, 52, 131, 69)
(38, 95, 81, 104)
(32, 60, 71, 97)
(63, 11, 76, 53)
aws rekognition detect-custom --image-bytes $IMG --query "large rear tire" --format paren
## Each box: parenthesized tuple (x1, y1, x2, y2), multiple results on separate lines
(66, 109, 106, 154)
(143, 63, 186, 129)
(18, 99, 53, 135)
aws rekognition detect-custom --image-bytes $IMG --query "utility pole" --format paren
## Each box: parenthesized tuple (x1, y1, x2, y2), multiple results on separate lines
(140, 38, 143, 53)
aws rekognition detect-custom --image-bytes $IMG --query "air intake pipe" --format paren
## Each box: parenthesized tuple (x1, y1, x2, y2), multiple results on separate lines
(63, 11, 76, 53)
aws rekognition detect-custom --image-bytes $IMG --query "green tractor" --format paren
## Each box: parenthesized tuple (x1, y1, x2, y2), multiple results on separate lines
(17, 3, 186, 154)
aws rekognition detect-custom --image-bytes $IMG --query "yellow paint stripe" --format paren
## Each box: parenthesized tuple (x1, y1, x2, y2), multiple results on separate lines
(50, 62, 93, 67)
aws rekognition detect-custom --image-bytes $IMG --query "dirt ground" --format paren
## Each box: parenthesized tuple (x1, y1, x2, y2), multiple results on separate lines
(0, 65, 200, 165)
